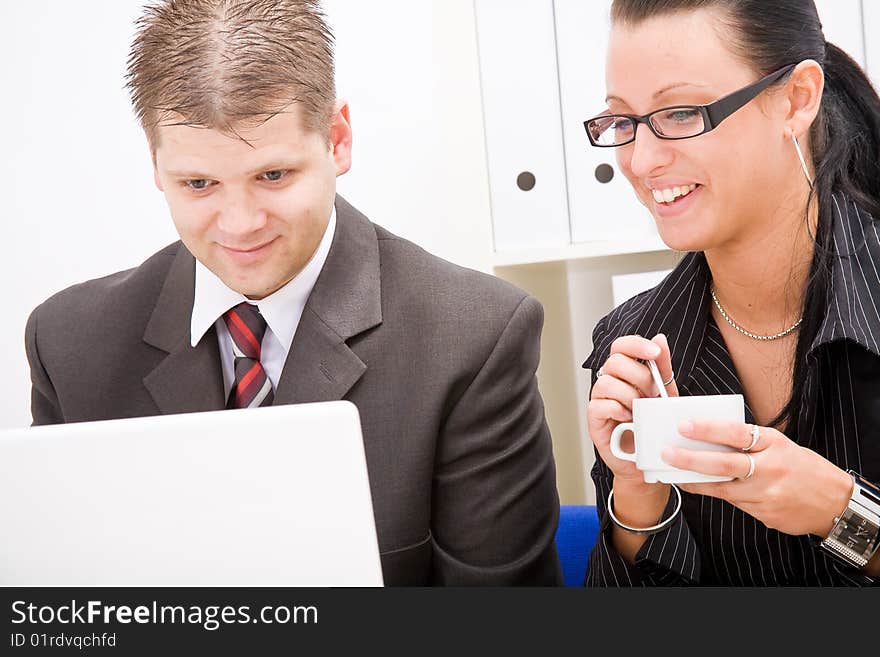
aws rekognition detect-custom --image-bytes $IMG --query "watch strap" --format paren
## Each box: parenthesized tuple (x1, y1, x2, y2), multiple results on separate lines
(819, 470, 880, 569)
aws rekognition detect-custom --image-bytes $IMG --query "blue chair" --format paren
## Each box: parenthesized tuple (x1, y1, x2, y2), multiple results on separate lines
(555, 505, 600, 586)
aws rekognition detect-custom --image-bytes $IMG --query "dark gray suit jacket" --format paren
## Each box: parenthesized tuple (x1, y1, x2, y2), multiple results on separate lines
(25, 196, 562, 585)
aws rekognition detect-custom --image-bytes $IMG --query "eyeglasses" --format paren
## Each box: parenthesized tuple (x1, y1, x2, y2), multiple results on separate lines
(583, 63, 797, 148)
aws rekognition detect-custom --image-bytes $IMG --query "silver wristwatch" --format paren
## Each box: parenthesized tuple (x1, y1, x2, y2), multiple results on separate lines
(819, 470, 880, 569)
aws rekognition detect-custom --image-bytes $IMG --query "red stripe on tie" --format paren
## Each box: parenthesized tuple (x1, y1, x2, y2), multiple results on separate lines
(227, 310, 262, 356)
(235, 362, 264, 404)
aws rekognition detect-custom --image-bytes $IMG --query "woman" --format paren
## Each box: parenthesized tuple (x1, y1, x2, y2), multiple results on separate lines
(583, 0, 880, 585)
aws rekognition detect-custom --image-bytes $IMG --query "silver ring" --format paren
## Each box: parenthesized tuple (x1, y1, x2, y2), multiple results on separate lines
(740, 453, 756, 480)
(743, 424, 760, 452)
(662, 371, 674, 386)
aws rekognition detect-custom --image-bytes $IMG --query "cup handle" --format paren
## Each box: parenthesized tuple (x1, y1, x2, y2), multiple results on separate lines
(610, 422, 637, 462)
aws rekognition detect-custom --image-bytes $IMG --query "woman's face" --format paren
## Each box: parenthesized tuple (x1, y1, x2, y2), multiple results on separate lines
(606, 9, 793, 252)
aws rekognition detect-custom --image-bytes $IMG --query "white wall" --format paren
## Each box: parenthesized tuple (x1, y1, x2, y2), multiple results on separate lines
(1, 1, 175, 429)
(0, 0, 493, 429)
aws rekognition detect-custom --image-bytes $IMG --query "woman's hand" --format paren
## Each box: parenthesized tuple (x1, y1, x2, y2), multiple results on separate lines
(664, 420, 854, 537)
(588, 333, 679, 560)
(587, 333, 677, 485)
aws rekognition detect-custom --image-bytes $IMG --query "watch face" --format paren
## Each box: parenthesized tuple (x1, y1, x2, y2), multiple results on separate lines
(832, 508, 878, 556)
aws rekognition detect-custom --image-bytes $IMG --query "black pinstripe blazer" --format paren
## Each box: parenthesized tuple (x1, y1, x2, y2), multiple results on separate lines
(583, 193, 879, 586)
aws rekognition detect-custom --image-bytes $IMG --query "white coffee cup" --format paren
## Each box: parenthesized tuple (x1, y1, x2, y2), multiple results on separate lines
(609, 394, 745, 484)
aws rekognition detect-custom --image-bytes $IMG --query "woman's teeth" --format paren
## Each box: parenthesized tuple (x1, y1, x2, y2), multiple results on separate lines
(652, 183, 697, 204)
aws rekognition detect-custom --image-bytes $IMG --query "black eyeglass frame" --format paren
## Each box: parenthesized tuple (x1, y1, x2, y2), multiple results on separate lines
(583, 63, 798, 147)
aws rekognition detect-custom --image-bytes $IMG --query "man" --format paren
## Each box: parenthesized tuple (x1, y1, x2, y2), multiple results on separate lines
(24, 0, 561, 585)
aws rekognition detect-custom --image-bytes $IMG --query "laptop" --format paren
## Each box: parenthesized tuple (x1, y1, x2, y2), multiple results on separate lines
(0, 401, 383, 586)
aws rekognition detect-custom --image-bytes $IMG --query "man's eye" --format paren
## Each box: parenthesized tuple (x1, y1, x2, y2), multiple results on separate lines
(185, 179, 212, 191)
(259, 170, 288, 182)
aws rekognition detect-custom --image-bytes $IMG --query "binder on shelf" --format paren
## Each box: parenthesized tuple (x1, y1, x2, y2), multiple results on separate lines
(553, 0, 659, 244)
(474, 0, 571, 252)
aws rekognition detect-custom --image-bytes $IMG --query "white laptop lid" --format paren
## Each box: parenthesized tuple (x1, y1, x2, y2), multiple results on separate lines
(0, 401, 383, 586)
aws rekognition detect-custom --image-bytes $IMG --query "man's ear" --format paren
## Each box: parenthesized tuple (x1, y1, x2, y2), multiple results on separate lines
(328, 99, 352, 177)
(784, 59, 824, 139)
(153, 164, 164, 192)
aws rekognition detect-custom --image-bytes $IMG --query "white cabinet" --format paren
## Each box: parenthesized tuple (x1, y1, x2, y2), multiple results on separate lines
(475, 0, 660, 257)
(474, 0, 571, 251)
(554, 0, 658, 243)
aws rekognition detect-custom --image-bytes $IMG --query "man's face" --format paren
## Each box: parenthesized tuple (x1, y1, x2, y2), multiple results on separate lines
(153, 103, 351, 299)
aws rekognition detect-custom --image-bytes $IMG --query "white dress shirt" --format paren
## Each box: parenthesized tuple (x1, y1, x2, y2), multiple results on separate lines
(189, 207, 336, 400)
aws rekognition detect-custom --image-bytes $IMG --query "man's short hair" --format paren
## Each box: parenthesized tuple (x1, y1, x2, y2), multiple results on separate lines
(126, 0, 336, 147)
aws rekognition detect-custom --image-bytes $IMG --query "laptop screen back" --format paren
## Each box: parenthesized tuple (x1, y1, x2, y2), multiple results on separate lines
(0, 401, 383, 586)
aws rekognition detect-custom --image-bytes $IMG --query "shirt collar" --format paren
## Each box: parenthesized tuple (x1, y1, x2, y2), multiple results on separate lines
(190, 206, 337, 350)
(580, 250, 711, 391)
(625, 252, 711, 391)
(810, 193, 880, 357)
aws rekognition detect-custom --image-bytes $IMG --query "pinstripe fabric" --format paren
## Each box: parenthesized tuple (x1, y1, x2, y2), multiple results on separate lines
(583, 193, 879, 586)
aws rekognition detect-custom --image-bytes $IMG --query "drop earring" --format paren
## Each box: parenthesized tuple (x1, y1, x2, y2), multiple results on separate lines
(791, 133, 813, 188)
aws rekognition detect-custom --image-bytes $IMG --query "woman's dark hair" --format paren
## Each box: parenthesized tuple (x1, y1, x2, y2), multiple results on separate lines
(612, 0, 880, 433)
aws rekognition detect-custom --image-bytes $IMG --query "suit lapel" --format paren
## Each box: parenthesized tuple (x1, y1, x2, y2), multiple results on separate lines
(273, 195, 382, 405)
(272, 307, 368, 404)
(142, 245, 226, 414)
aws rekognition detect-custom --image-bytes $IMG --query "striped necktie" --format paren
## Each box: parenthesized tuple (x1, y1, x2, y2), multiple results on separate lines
(222, 302, 275, 409)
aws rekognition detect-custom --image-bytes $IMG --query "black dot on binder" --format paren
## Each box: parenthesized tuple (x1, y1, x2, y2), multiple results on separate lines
(516, 171, 536, 191)
(595, 164, 614, 183)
